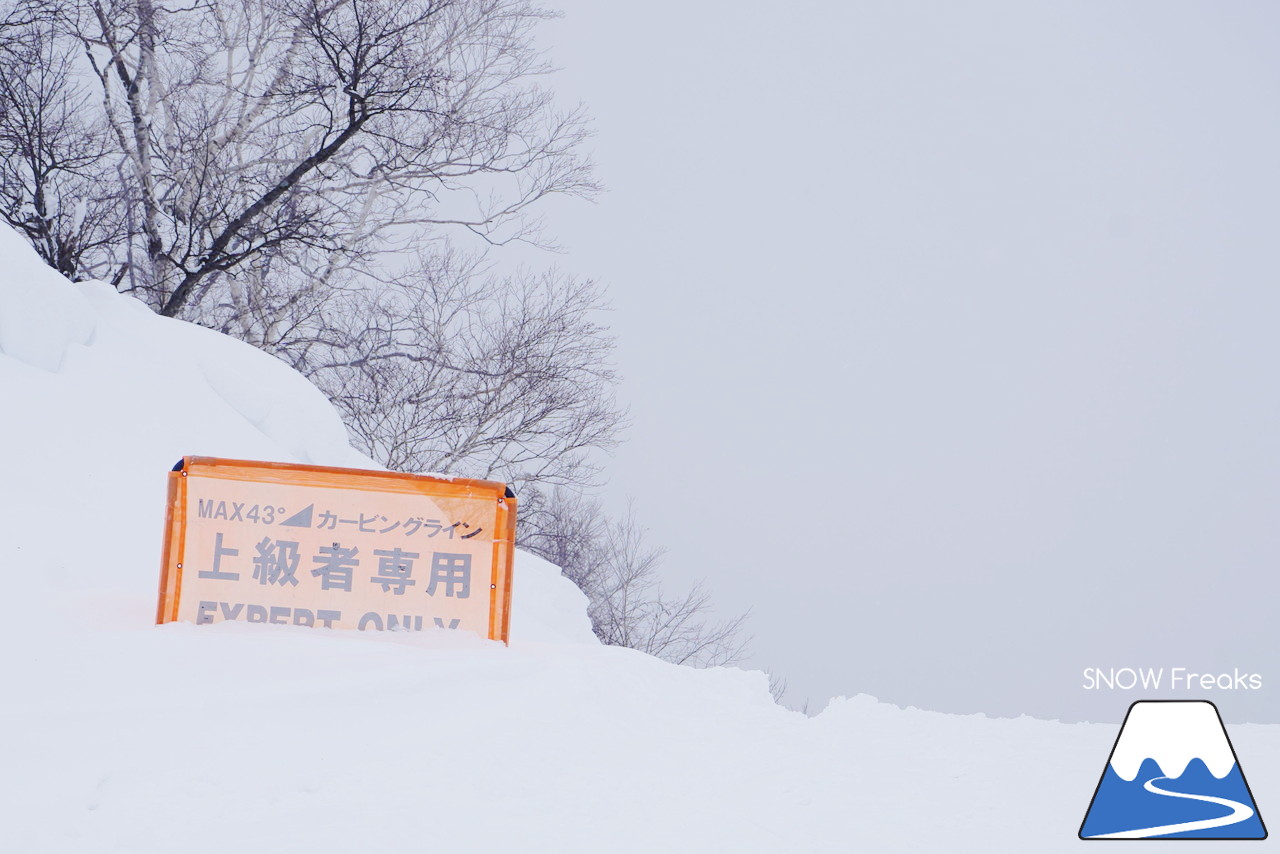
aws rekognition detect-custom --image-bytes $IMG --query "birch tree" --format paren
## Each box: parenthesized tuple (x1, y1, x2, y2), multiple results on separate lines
(6, 0, 595, 320)
(0, 6, 126, 279)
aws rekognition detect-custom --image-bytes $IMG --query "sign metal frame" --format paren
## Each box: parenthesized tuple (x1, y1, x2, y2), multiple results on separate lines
(157, 456, 516, 642)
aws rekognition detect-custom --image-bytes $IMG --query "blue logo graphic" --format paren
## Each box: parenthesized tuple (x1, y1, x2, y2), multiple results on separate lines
(1080, 701, 1266, 840)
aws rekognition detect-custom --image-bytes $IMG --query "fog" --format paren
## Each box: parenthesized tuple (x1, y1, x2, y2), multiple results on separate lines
(534, 1, 1280, 722)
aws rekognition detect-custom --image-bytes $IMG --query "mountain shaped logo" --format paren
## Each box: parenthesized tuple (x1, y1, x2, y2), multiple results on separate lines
(1080, 700, 1266, 840)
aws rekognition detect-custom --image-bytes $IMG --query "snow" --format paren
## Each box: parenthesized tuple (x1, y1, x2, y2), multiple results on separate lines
(1110, 702, 1239, 781)
(1, 226, 1275, 851)
(0, 226, 94, 372)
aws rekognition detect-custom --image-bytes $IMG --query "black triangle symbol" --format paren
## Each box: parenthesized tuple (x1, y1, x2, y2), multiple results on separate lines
(280, 504, 314, 528)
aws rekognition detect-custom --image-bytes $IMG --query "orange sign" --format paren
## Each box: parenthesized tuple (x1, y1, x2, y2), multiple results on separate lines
(157, 457, 515, 642)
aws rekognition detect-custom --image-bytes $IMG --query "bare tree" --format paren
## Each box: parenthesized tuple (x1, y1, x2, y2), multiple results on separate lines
(0, 0, 751, 674)
(590, 510, 749, 667)
(0, 0, 614, 491)
(517, 485, 604, 593)
(11, 0, 595, 318)
(767, 670, 787, 704)
(286, 254, 624, 497)
(0, 7, 126, 280)
(523, 491, 750, 668)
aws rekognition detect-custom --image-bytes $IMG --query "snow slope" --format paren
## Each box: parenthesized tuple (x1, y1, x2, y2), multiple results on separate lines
(1, 227, 1275, 852)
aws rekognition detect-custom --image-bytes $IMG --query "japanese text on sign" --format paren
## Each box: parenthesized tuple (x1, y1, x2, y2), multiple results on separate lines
(157, 457, 516, 642)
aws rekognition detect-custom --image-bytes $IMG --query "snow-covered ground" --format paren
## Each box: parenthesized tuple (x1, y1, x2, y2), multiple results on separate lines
(2, 227, 1273, 851)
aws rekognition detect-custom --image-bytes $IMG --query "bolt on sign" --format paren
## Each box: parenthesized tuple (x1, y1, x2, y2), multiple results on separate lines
(157, 457, 516, 642)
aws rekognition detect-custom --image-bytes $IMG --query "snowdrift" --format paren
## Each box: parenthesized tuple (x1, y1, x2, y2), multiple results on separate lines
(1, 227, 1275, 852)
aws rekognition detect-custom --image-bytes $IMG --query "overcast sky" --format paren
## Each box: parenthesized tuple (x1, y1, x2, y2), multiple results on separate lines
(515, 1, 1280, 722)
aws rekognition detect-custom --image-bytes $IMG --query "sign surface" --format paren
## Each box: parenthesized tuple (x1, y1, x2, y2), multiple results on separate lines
(158, 457, 515, 641)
